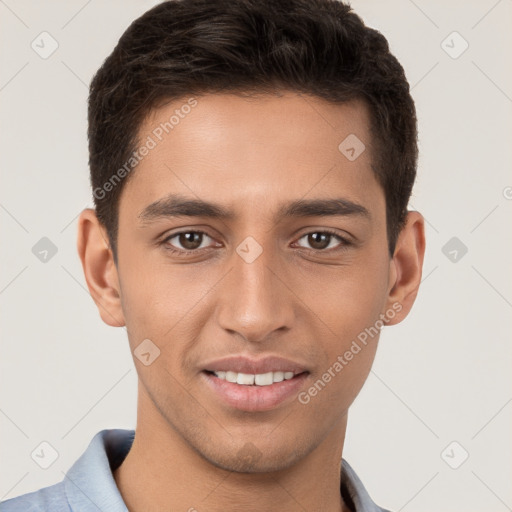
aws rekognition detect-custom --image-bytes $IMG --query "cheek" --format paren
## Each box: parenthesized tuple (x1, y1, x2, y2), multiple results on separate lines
(299, 270, 386, 412)
(116, 250, 216, 353)
(301, 262, 389, 406)
(305, 258, 389, 343)
(300, 347, 377, 424)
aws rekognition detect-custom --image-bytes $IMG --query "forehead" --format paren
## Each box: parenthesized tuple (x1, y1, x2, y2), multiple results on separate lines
(142, 91, 372, 156)
(119, 91, 381, 219)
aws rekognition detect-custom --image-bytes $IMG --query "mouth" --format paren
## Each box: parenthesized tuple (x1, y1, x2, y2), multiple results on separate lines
(201, 363, 309, 412)
(205, 369, 300, 386)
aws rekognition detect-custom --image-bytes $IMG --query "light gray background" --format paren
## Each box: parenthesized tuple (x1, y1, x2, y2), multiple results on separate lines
(1, 1, 511, 511)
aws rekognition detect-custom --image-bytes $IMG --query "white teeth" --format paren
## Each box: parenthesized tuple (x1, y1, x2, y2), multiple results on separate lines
(254, 372, 273, 386)
(237, 373, 255, 385)
(226, 371, 237, 383)
(212, 370, 298, 386)
(273, 371, 284, 382)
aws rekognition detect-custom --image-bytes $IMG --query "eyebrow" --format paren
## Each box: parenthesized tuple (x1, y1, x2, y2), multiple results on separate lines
(138, 193, 370, 225)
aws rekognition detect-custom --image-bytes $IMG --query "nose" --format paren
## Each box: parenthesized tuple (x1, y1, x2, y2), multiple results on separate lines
(216, 240, 295, 344)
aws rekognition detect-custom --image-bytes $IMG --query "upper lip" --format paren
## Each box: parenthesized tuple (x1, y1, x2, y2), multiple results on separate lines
(203, 355, 309, 375)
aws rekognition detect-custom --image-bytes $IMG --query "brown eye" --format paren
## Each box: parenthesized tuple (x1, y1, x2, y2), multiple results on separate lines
(296, 231, 346, 251)
(164, 231, 213, 251)
(179, 232, 202, 250)
(307, 233, 330, 250)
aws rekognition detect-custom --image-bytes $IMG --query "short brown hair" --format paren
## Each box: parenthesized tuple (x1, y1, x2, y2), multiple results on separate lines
(88, 0, 418, 262)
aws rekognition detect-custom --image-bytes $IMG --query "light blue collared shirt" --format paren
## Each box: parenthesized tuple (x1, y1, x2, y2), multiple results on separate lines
(0, 429, 391, 512)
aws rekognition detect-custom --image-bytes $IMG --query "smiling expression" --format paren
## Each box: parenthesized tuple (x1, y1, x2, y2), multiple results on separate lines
(98, 90, 403, 472)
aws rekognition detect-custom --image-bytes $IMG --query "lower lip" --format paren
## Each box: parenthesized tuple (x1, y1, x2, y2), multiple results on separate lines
(202, 371, 309, 412)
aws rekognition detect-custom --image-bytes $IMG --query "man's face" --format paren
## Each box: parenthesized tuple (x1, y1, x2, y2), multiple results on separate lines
(114, 91, 395, 472)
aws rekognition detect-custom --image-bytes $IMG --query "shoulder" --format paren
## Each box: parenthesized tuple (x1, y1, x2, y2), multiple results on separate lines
(341, 458, 394, 512)
(0, 481, 70, 512)
(0, 428, 134, 512)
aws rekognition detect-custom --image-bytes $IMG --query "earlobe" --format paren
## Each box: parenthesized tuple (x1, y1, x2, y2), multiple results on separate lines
(76, 208, 126, 327)
(384, 211, 426, 326)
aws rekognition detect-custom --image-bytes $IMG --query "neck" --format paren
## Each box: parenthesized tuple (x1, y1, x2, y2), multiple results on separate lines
(114, 386, 351, 512)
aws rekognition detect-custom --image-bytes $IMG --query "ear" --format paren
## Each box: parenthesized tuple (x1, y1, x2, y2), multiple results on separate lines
(76, 208, 125, 327)
(384, 211, 426, 325)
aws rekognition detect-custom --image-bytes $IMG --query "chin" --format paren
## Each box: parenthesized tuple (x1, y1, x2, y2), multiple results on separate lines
(196, 435, 315, 474)
(203, 449, 295, 474)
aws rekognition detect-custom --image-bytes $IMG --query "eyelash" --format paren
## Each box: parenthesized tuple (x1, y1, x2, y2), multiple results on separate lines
(160, 229, 352, 257)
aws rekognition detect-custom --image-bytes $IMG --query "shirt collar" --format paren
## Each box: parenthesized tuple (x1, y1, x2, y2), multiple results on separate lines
(63, 429, 386, 512)
(340, 458, 390, 512)
(64, 429, 132, 512)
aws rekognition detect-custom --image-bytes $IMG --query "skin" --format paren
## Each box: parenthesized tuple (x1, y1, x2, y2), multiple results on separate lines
(77, 90, 425, 512)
